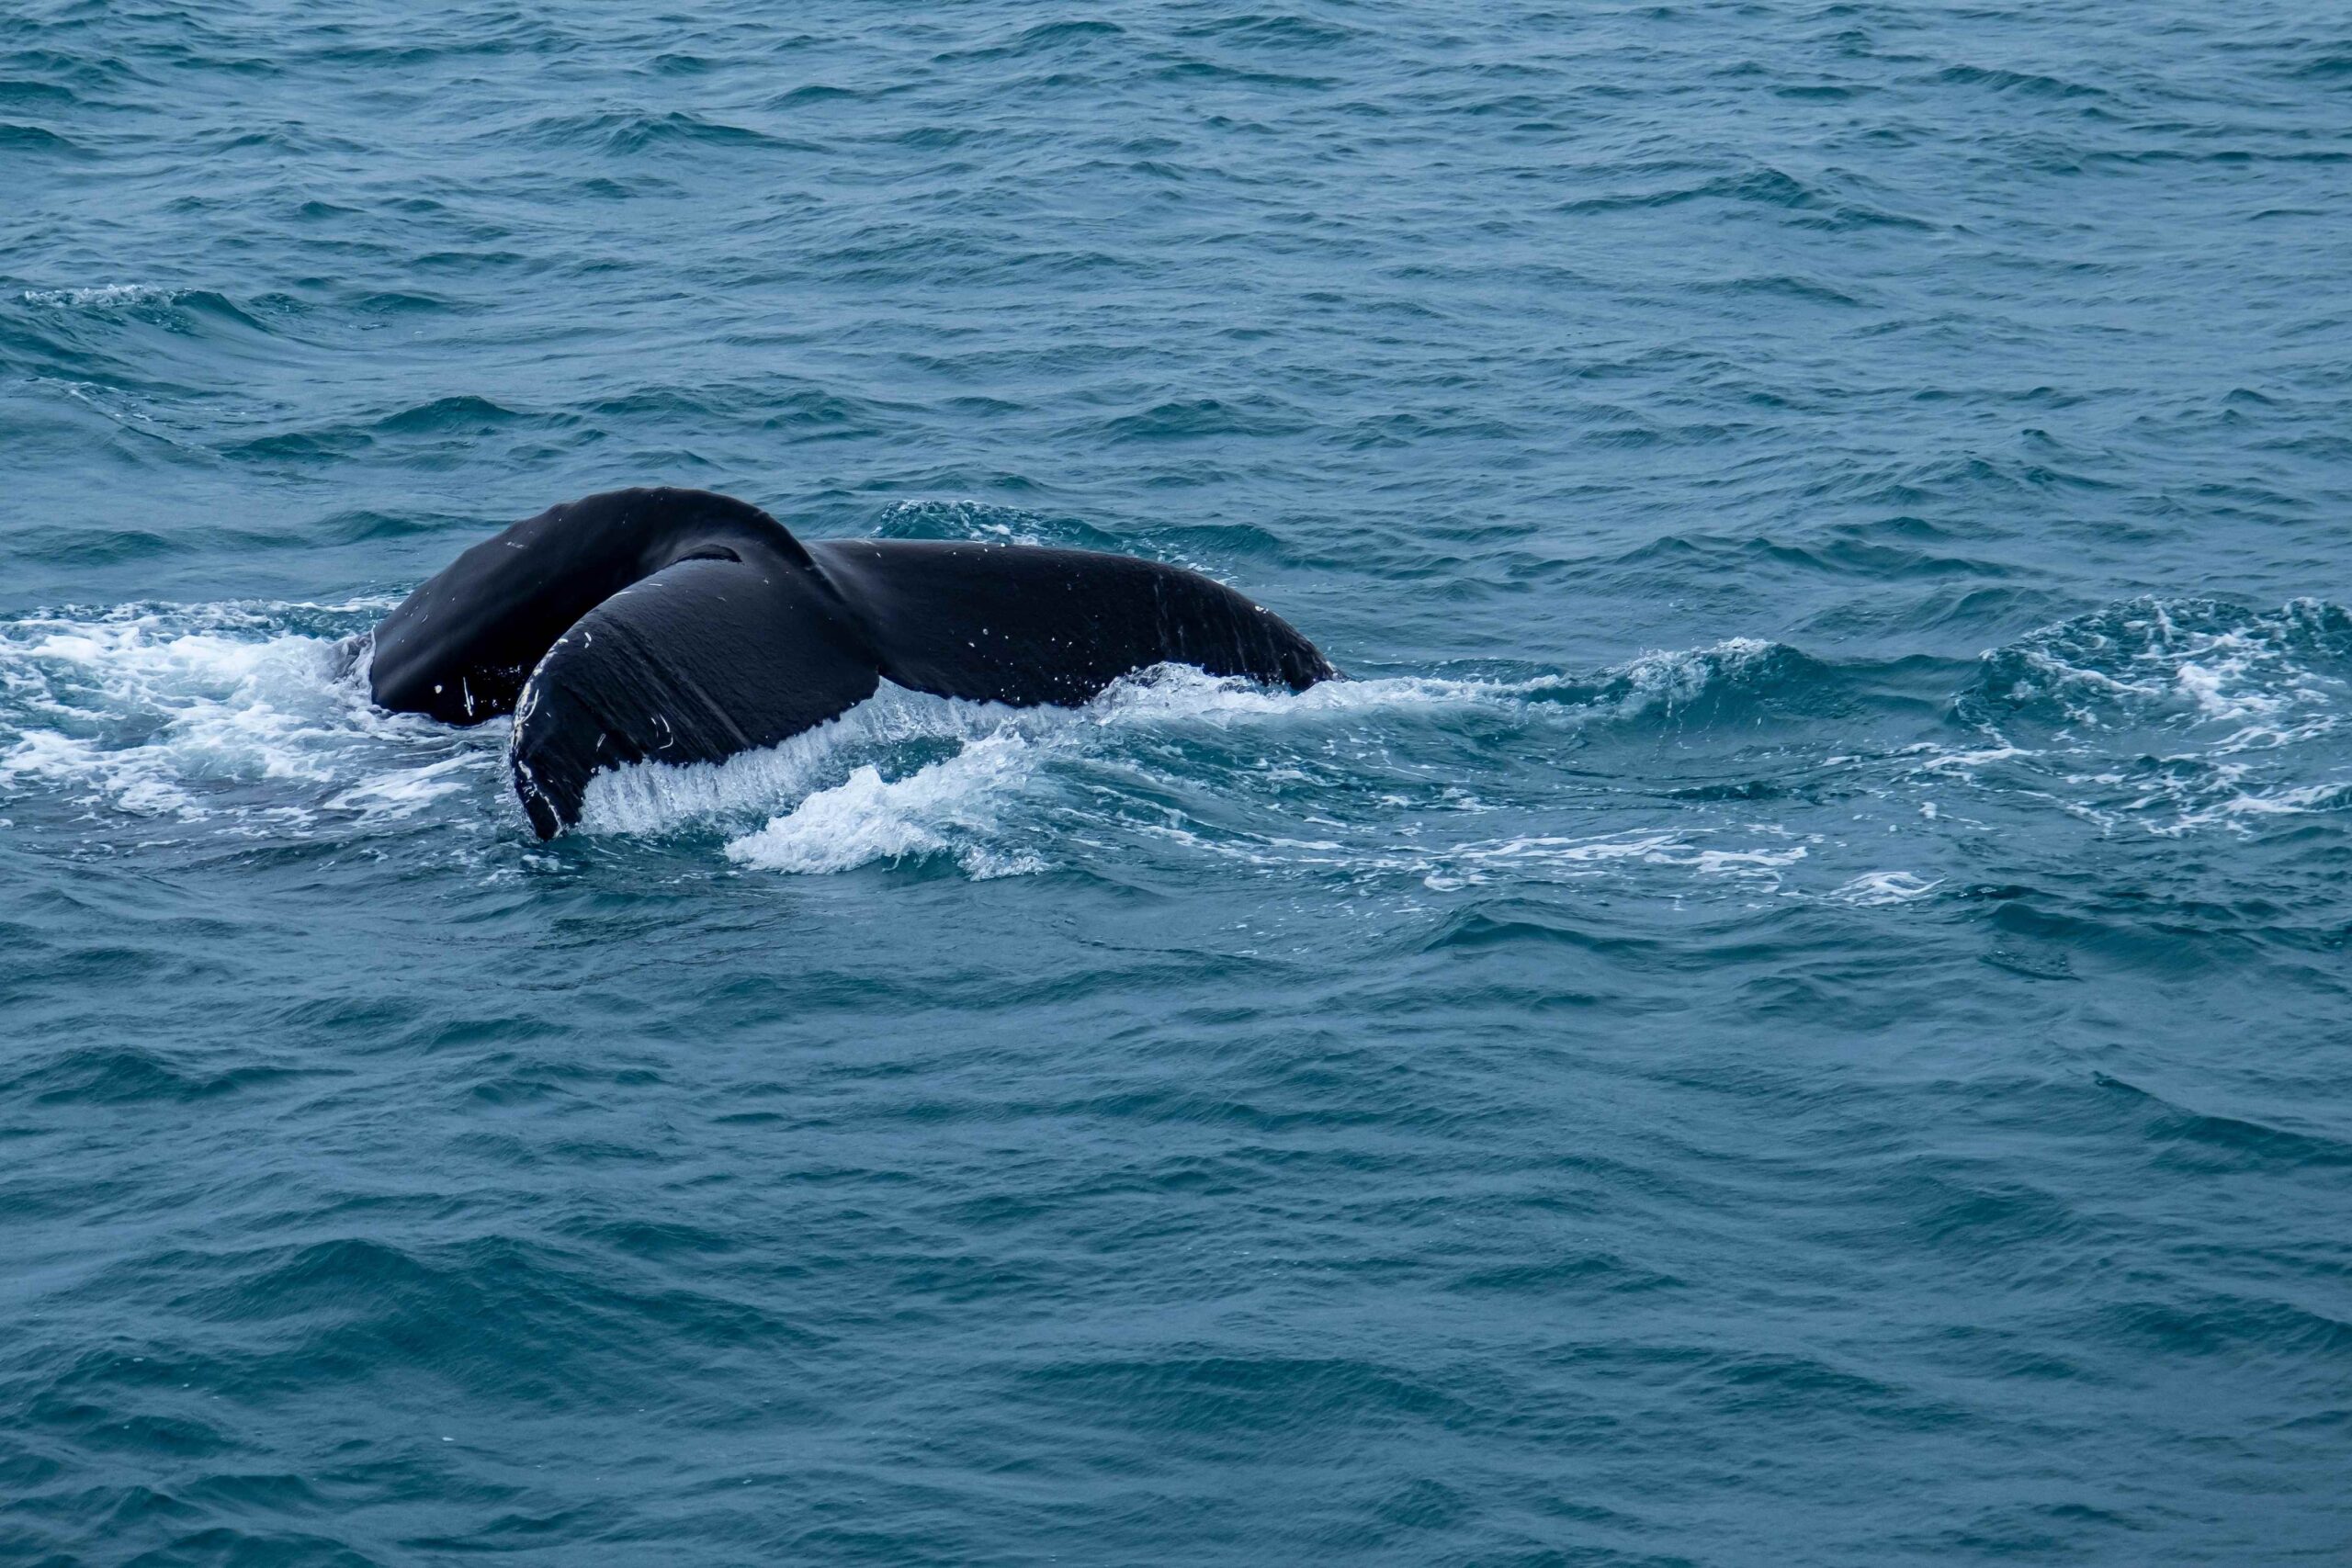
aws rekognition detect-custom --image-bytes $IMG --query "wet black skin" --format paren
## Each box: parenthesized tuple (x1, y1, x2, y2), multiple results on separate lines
(365, 488, 1336, 839)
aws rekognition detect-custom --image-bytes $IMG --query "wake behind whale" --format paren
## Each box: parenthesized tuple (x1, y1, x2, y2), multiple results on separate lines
(361, 487, 1336, 838)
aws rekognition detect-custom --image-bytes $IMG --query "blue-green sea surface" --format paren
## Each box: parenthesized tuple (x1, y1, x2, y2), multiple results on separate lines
(5, 3, 2351, 1563)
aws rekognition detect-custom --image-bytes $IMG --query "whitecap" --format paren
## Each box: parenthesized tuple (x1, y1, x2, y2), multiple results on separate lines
(722, 730, 1046, 877)
(1828, 871, 1944, 907)
(19, 284, 185, 309)
(0, 601, 482, 835)
(1420, 829, 1808, 892)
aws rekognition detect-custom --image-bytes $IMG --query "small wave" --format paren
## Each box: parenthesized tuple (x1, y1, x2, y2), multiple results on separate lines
(372, 394, 530, 434)
(1420, 830, 1808, 893)
(1559, 637, 1833, 722)
(938, 18, 1127, 64)
(724, 732, 1048, 879)
(0, 122, 85, 155)
(1095, 395, 1309, 443)
(1173, 14, 1362, 48)
(1965, 597, 2351, 740)
(20, 284, 185, 309)
(1930, 63, 2107, 99)
(13, 286, 270, 340)
(521, 109, 820, 156)
(2150, 778, 2352, 837)
(871, 499, 1073, 547)
(323, 755, 485, 822)
(1928, 597, 2352, 837)
(1828, 871, 1944, 907)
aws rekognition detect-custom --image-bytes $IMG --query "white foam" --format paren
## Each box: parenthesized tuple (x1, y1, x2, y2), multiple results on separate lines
(1088, 662, 1536, 722)
(1419, 829, 1808, 892)
(2, 621, 343, 813)
(1606, 636, 1779, 711)
(1829, 871, 1944, 906)
(3, 725, 206, 818)
(1900, 738, 2031, 780)
(0, 603, 484, 834)
(723, 730, 1046, 878)
(1988, 601, 2346, 743)
(2152, 779, 2352, 836)
(19, 284, 184, 309)
(324, 755, 489, 822)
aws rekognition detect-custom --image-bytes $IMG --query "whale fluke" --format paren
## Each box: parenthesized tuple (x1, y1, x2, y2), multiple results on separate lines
(366, 488, 1335, 838)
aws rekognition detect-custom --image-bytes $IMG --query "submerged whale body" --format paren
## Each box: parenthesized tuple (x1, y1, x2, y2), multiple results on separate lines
(366, 488, 1336, 838)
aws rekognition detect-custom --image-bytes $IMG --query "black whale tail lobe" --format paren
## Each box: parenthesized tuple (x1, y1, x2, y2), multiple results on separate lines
(368, 488, 1335, 840)
(366, 488, 808, 726)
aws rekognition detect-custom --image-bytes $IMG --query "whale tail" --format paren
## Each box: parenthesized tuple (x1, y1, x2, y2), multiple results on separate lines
(368, 489, 1334, 838)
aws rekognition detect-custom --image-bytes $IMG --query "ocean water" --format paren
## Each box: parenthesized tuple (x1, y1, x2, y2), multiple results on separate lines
(4, 1, 2350, 1562)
